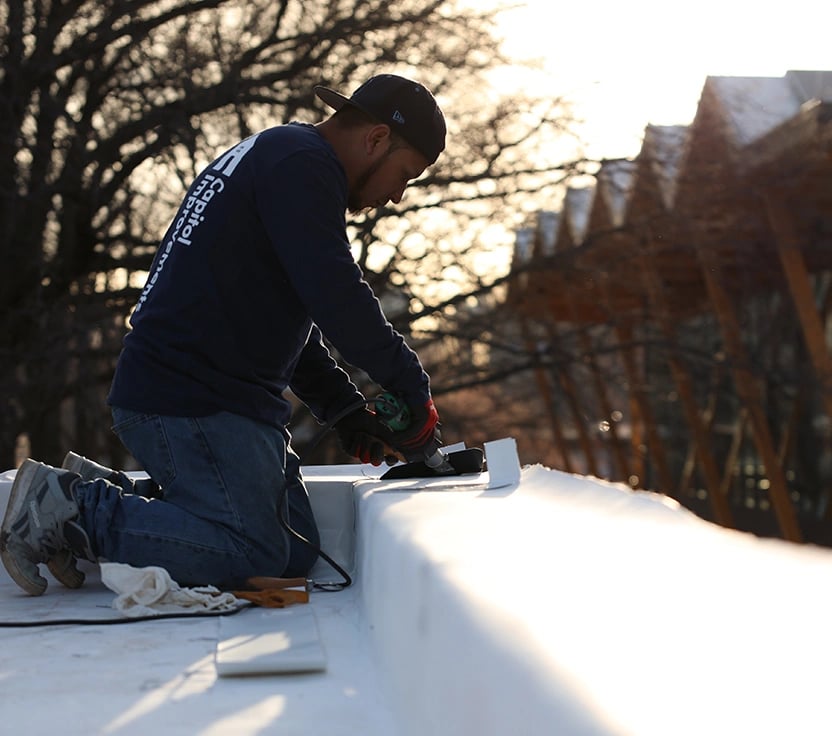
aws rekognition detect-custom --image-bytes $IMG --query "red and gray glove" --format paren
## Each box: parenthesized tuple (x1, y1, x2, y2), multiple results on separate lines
(387, 399, 442, 464)
(335, 407, 396, 466)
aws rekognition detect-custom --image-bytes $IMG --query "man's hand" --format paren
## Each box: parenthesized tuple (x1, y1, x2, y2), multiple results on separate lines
(335, 407, 398, 466)
(386, 398, 442, 464)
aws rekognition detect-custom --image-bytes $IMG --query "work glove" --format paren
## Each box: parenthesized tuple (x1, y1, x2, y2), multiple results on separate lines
(386, 398, 442, 464)
(335, 407, 397, 466)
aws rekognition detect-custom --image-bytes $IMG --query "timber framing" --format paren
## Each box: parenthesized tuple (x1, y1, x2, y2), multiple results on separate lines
(507, 70, 832, 543)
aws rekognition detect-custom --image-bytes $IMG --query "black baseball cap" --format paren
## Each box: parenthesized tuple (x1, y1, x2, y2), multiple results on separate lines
(315, 74, 446, 164)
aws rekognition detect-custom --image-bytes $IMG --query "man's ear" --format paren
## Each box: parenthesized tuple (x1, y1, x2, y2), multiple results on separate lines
(364, 123, 392, 155)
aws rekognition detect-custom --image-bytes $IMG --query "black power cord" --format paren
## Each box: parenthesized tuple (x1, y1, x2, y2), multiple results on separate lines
(282, 393, 428, 590)
(0, 601, 253, 628)
(280, 396, 380, 592)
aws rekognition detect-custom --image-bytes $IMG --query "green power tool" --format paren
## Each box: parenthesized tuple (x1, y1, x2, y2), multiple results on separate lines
(373, 392, 413, 432)
(373, 392, 465, 476)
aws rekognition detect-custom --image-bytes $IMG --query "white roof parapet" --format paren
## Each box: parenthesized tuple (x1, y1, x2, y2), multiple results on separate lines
(536, 211, 559, 256)
(564, 186, 595, 245)
(642, 124, 689, 209)
(597, 160, 636, 227)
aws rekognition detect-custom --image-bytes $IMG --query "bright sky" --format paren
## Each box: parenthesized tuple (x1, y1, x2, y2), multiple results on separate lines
(491, 0, 832, 159)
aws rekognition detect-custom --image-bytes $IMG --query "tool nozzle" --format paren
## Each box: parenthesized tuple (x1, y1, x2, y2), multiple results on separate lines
(425, 447, 455, 474)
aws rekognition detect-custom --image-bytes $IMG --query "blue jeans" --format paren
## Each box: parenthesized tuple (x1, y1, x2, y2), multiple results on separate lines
(73, 408, 320, 588)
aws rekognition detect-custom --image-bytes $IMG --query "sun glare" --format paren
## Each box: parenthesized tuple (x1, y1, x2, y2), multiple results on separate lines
(487, 0, 831, 158)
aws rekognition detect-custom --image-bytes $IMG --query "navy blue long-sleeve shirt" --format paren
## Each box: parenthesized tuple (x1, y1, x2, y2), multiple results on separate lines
(108, 123, 430, 434)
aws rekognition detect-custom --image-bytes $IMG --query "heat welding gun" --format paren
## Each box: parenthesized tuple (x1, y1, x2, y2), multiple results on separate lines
(373, 392, 455, 474)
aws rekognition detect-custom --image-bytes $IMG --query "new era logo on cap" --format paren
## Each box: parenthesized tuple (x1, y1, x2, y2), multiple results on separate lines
(392, 110, 405, 124)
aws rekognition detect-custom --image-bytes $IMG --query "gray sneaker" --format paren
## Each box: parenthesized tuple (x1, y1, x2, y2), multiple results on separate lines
(0, 460, 83, 595)
(63, 450, 161, 500)
(62, 451, 119, 483)
(43, 452, 115, 589)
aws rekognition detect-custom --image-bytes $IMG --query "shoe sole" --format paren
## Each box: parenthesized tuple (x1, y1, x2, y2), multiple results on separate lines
(0, 461, 48, 595)
(47, 549, 85, 588)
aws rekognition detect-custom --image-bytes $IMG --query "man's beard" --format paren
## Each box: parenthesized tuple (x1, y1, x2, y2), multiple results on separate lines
(347, 153, 391, 214)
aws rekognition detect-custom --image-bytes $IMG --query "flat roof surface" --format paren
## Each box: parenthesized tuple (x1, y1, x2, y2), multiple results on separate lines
(0, 467, 396, 736)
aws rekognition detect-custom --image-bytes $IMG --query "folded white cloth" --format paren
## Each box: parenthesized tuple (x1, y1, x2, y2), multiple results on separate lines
(100, 562, 240, 618)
